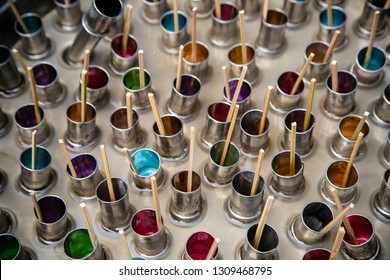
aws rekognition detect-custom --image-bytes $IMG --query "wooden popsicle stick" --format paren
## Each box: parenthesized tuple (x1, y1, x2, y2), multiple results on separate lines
(176, 45, 184, 91)
(250, 149, 265, 196)
(151, 176, 163, 231)
(173, 0, 179, 32)
(226, 66, 247, 122)
(341, 132, 363, 189)
(80, 202, 97, 248)
(31, 130, 37, 170)
(123, 148, 138, 174)
(205, 238, 220, 260)
(323, 30, 340, 63)
(215, 0, 221, 19)
(58, 139, 77, 177)
(191, 8, 198, 62)
(27, 67, 42, 124)
(350, 111, 369, 141)
(327, 0, 333, 27)
(64, 0, 71, 5)
(81, 69, 88, 123)
(219, 105, 239, 166)
(148, 93, 166, 136)
(12, 48, 28, 76)
(258, 86, 273, 134)
(222, 66, 231, 100)
(122, 5, 133, 57)
(31, 192, 43, 222)
(363, 11, 380, 68)
(320, 203, 354, 233)
(331, 60, 338, 92)
(303, 78, 316, 131)
(83, 49, 90, 72)
(239, 10, 247, 64)
(100, 145, 116, 202)
(7, 0, 29, 33)
(253, 196, 274, 249)
(119, 229, 132, 260)
(126, 92, 133, 128)
(291, 53, 315, 95)
(330, 188, 358, 245)
(387, 172, 390, 186)
(138, 50, 145, 89)
(385, 0, 390, 9)
(290, 122, 297, 176)
(187, 127, 195, 193)
(329, 227, 346, 260)
(262, 0, 269, 20)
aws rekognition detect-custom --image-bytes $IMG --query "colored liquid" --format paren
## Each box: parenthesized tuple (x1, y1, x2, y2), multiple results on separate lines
(278, 72, 304, 95)
(186, 232, 215, 260)
(209, 103, 230, 122)
(210, 142, 239, 167)
(303, 249, 331, 260)
(17, 15, 41, 34)
(123, 69, 150, 90)
(161, 13, 186, 32)
(112, 36, 137, 58)
(303, 203, 332, 232)
(70, 154, 97, 178)
(320, 9, 346, 27)
(327, 72, 357, 93)
(0, 235, 19, 260)
(38, 196, 66, 223)
(132, 150, 160, 177)
(225, 80, 251, 102)
(217, 4, 238, 21)
(132, 210, 158, 236)
(15, 105, 43, 127)
(64, 229, 94, 259)
(358, 47, 386, 71)
(33, 64, 56, 86)
(87, 67, 109, 89)
(174, 76, 201, 96)
(21, 147, 51, 170)
(344, 215, 373, 245)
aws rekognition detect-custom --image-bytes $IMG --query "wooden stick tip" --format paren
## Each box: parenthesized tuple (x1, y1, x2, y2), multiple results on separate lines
(58, 138, 64, 144)
(148, 93, 154, 97)
(81, 69, 88, 75)
(310, 78, 317, 83)
(80, 202, 86, 208)
(192, 7, 197, 12)
(119, 229, 124, 235)
(363, 111, 370, 117)
(239, 10, 245, 15)
(138, 49, 144, 54)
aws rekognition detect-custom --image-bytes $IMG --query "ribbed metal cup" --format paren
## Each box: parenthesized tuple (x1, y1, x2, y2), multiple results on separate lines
(67, 153, 104, 198)
(131, 209, 168, 257)
(255, 9, 288, 56)
(236, 0, 260, 21)
(209, 3, 239, 47)
(186, 0, 213, 18)
(20, 146, 52, 191)
(317, 7, 347, 50)
(63, 228, 105, 260)
(184, 231, 218, 260)
(183, 41, 209, 82)
(241, 224, 278, 260)
(0, 234, 31, 260)
(83, 0, 123, 34)
(355, 0, 390, 38)
(96, 178, 132, 231)
(35, 195, 69, 242)
(373, 84, 390, 125)
(122, 67, 153, 110)
(324, 71, 358, 118)
(373, 169, 390, 219)
(200, 102, 231, 148)
(283, 0, 309, 28)
(271, 71, 304, 113)
(354, 46, 386, 86)
(281, 109, 315, 157)
(53, 0, 82, 31)
(223, 78, 252, 118)
(228, 44, 258, 85)
(141, 0, 169, 24)
(160, 11, 188, 54)
(292, 202, 333, 245)
(304, 41, 332, 84)
(330, 114, 370, 159)
(109, 34, 138, 75)
(302, 248, 331, 260)
(0, 45, 24, 97)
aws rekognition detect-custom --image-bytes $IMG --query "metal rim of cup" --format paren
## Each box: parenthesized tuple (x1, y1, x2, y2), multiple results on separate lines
(96, 177, 129, 205)
(153, 114, 183, 139)
(122, 67, 152, 93)
(142, 0, 165, 7)
(35, 195, 67, 225)
(63, 227, 97, 260)
(183, 41, 209, 65)
(184, 231, 217, 260)
(246, 223, 279, 253)
(231, 170, 264, 197)
(67, 153, 99, 180)
(0, 233, 22, 260)
(325, 160, 359, 191)
(305, 41, 331, 65)
(284, 108, 316, 135)
(129, 148, 161, 178)
(14, 103, 45, 130)
(355, 46, 387, 73)
(326, 70, 358, 96)
(319, 6, 347, 30)
(228, 43, 256, 67)
(92, 0, 123, 20)
(54, 0, 79, 8)
(171, 169, 201, 194)
(0, 45, 12, 67)
(366, 0, 389, 11)
(131, 208, 164, 238)
(343, 214, 375, 247)
(20, 146, 52, 172)
(206, 102, 231, 124)
(110, 33, 138, 60)
(300, 201, 333, 234)
(211, 2, 238, 24)
(336, 114, 370, 142)
(271, 150, 303, 179)
(66, 101, 97, 125)
(379, 83, 390, 106)
(14, 13, 43, 37)
(80, 14, 106, 38)
(240, 109, 269, 137)
(223, 78, 252, 104)
(109, 107, 139, 131)
(261, 9, 288, 28)
(172, 74, 201, 98)
(209, 140, 240, 168)
(302, 248, 331, 260)
(32, 62, 59, 89)
(160, 10, 187, 33)
(79, 65, 110, 91)
(276, 71, 305, 97)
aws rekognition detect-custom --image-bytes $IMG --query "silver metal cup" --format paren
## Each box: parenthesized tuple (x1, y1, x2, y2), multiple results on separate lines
(241, 224, 278, 260)
(385, 134, 390, 166)
(53, 0, 82, 31)
(83, 0, 123, 34)
(372, 83, 390, 126)
(292, 202, 333, 245)
(76, 65, 110, 110)
(96, 178, 133, 232)
(204, 141, 240, 187)
(186, 0, 213, 18)
(0, 234, 32, 260)
(223, 78, 252, 119)
(183, 41, 209, 82)
(184, 231, 218, 260)
(355, 0, 390, 38)
(322, 160, 358, 205)
(129, 148, 165, 190)
(131, 208, 169, 258)
(283, 0, 310, 28)
(0, 208, 12, 234)
(200, 102, 231, 148)
(160, 11, 188, 54)
(35, 195, 69, 243)
(281, 109, 315, 157)
(317, 7, 347, 50)
(341, 215, 379, 260)
(65, 102, 100, 152)
(141, 0, 169, 24)
(32, 62, 65, 107)
(226, 170, 265, 224)
(167, 74, 201, 119)
(236, 0, 260, 21)
(373, 168, 390, 220)
(255, 9, 288, 56)
(0, 45, 25, 98)
(315, 0, 346, 9)
(0, 106, 11, 138)
(19, 146, 53, 191)
(302, 248, 331, 260)
(153, 115, 188, 161)
(271, 71, 304, 113)
(239, 109, 270, 157)
(353, 46, 387, 87)
(324, 71, 358, 119)
(303, 41, 332, 84)
(14, 13, 50, 60)
(270, 151, 305, 197)
(330, 114, 370, 160)
(228, 44, 258, 86)
(14, 104, 50, 146)
(67, 153, 104, 199)
(209, 2, 239, 47)
(122, 67, 154, 110)
(109, 34, 138, 75)
(63, 228, 106, 260)
(170, 170, 202, 223)
(110, 107, 145, 152)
